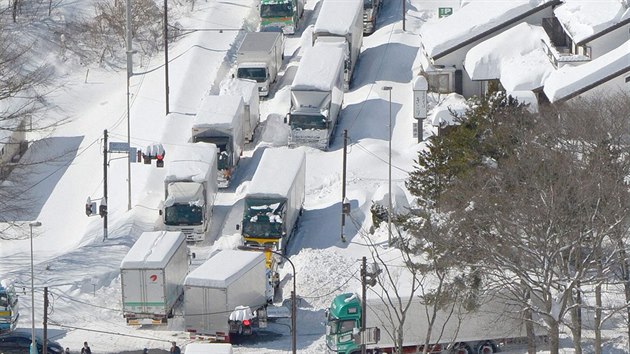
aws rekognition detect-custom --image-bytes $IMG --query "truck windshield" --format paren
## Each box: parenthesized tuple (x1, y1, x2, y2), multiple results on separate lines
(290, 114, 327, 130)
(237, 67, 267, 83)
(363, 0, 373, 9)
(260, 3, 293, 18)
(243, 198, 286, 238)
(164, 204, 203, 225)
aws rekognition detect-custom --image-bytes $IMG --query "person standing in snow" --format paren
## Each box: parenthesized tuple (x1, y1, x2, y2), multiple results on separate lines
(63, 348, 71, 354)
(80, 341, 91, 354)
(170, 341, 181, 354)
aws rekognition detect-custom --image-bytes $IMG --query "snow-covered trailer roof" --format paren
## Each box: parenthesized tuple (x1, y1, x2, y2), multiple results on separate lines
(120, 231, 186, 269)
(193, 95, 244, 129)
(247, 147, 305, 199)
(220, 78, 258, 105)
(184, 250, 265, 288)
(184, 343, 233, 354)
(164, 142, 218, 183)
(313, 0, 362, 36)
(164, 183, 205, 208)
(291, 43, 344, 91)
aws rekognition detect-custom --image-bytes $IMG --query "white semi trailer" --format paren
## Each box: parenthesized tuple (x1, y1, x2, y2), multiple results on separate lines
(326, 291, 546, 354)
(312, 0, 363, 90)
(288, 43, 344, 149)
(192, 95, 245, 188)
(184, 250, 269, 342)
(161, 142, 218, 242)
(120, 231, 189, 325)
(220, 77, 260, 143)
(236, 32, 284, 97)
(240, 147, 306, 253)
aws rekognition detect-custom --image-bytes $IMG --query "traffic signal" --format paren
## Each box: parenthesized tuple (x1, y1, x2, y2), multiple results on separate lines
(156, 153, 164, 168)
(85, 197, 96, 216)
(99, 198, 108, 218)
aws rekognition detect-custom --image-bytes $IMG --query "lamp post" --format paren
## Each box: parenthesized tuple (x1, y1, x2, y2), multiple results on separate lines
(267, 249, 297, 354)
(382, 86, 393, 246)
(29, 221, 41, 354)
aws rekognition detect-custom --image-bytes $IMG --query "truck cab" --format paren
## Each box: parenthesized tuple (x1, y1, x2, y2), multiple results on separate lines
(163, 183, 207, 241)
(259, 0, 304, 35)
(0, 282, 18, 335)
(363, 0, 381, 34)
(237, 63, 271, 97)
(325, 293, 362, 354)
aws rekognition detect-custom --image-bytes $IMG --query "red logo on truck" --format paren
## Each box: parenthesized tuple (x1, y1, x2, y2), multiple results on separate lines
(149, 274, 158, 282)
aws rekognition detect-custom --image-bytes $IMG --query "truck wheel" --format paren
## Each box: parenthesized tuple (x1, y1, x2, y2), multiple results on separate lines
(476, 341, 497, 354)
(451, 343, 472, 354)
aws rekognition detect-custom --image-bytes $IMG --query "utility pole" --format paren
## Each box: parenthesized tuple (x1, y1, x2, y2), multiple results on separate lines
(125, 0, 133, 211)
(43, 287, 48, 354)
(402, 0, 406, 31)
(360, 256, 367, 354)
(103, 129, 108, 241)
(163, 0, 170, 115)
(341, 129, 348, 243)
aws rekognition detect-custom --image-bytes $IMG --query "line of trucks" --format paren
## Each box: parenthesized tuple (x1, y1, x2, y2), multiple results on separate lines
(125, 148, 306, 341)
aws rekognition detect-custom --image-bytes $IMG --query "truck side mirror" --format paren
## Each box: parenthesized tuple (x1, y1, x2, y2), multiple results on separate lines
(191, 252, 196, 259)
(236, 224, 240, 230)
(284, 114, 289, 124)
(159, 209, 163, 216)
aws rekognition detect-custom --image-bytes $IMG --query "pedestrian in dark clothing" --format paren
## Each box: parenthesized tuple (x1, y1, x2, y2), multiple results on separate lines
(63, 348, 71, 354)
(143, 349, 149, 354)
(170, 341, 181, 354)
(80, 341, 91, 354)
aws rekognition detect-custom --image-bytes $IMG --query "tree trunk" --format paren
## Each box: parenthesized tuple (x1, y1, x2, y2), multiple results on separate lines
(616, 241, 630, 352)
(569, 283, 583, 354)
(524, 287, 537, 354)
(549, 320, 560, 354)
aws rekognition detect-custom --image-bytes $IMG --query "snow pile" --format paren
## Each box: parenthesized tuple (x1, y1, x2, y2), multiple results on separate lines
(554, 0, 630, 43)
(464, 23, 555, 91)
(420, 0, 554, 58)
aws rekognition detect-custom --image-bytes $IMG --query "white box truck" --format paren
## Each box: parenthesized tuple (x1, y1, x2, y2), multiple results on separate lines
(192, 95, 245, 188)
(184, 343, 233, 354)
(184, 250, 269, 342)
(288, 43, 344, 150)
(161, 143, 218, 242)
(236, 32, 284, 97)
(120, 231, 189, 325)
(325, 291, 546, 354)
(220, 77, 260, 143)
(312, 0, 363, 90)
(240, 147, 305, 253)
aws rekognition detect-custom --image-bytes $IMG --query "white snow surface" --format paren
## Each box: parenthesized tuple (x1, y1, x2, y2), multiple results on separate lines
(0, 0, 628, 352)
(543, 38, 630, 102)
(184, 250, 265, 288)
(164, 143, 218, 183)
(290, 42, 344, 91)
(313, 0, 363, 35)
(554, 0, 630, 43)
(247, 147, 305, 198)
(464, 23, 555, 91)
(193, 95, 245, 128)
(120, 231, 186, 269)
(420, 0, 554, 58)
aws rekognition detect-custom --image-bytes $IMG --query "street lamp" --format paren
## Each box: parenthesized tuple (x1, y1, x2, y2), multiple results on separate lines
(238, 247, 297, 353)
(382, 86, 393, 246)
(29, 221, 41, 354)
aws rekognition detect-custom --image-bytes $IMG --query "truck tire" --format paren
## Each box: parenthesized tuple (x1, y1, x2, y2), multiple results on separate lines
(476, 341, 497, 354)
(451, 342, 472, 354)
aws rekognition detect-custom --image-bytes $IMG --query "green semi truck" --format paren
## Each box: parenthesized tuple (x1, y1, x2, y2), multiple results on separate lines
(259, 0, 304, 35)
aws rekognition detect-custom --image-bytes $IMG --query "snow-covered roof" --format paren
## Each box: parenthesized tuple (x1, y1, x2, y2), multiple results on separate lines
(543, 39, 630, 102)
(193, 95, 244, 127)
(248, 147, 305, 198)
(291, 43, 344, 91)
(120, 231, 185, 269)
(220, 78, 257, 104)
(164, 183, 205, 207)
(164, 143, 217, 183)
(313, 0, 363, 36)
(555, 0, 630, 44)
(184, 250, 265, 288)
(420, 0, 559, 59)
(464, 23, 554, 91)
(184, 343, 233, 354)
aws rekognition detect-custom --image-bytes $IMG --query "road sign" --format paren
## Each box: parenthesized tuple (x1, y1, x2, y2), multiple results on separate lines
(438, 7, 453, 18)
(109, 142, 130, 152)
